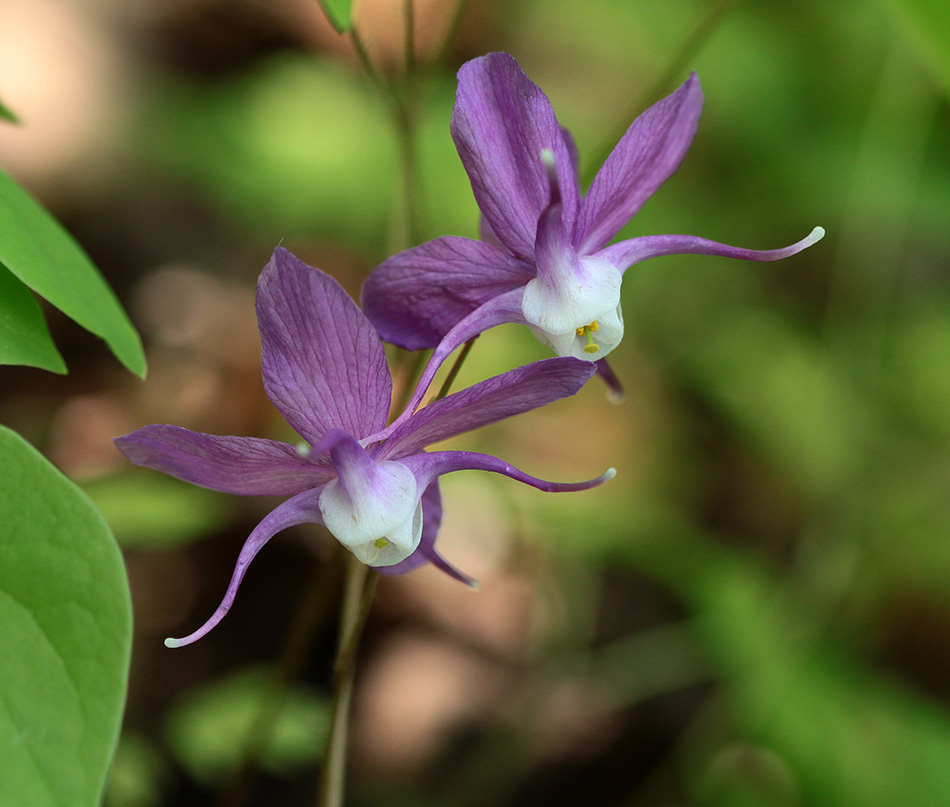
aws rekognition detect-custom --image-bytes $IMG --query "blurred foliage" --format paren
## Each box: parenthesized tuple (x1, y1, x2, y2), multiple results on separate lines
(83, 470, 231, 549)
(165, 667, 329, 786)
(2, 0, 950, 804)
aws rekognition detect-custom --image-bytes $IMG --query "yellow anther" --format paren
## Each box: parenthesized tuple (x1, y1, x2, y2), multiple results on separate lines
(575, 322, 601, 354)
(374, 538, 390, 549)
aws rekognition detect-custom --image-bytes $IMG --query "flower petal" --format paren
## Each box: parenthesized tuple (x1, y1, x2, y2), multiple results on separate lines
(452, 52, 580, 262)
(374, 480, 477, 585)
(595, 358, 624, 402)
(598, 227, 826, 272)
(378, 357, 596, 459)
(257, 247, 392, 445)
(398, 450, 616, 494)
(523, 186, 623, 337)
(164, 489, 324, 647)
(114, 425, 334, 495)
(316, 429, 421, 566)
(361, 236, 534, 350)
(576, 73, 704, 255)
(366, 287, 530, 443)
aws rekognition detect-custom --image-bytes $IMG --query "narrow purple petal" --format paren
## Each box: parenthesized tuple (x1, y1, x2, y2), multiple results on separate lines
(576, 74, 704, 255)
(378, 357, 596, 460)
(599, 227, 826, 273)
(595, 358, 624, 402)
(257, 248, 392, 445)
(366, 287, 530, 443)
(375, 479, 443, 577)
(115, 425, 334, 495)
(378, 480, 477, 585)
(452, 52, 580, 262)
(398, 450, 616, 494)
(164, 489, 324, 647)
(361, 236, 535, 350)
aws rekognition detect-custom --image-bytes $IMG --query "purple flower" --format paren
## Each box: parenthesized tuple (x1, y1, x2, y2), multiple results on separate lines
(116, 248, 612, 647)
(362, 52, 824, 391)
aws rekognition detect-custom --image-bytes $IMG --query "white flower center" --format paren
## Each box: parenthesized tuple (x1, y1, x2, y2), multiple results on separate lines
(319, 460, 422, 567)
(521, 255, 624, 360)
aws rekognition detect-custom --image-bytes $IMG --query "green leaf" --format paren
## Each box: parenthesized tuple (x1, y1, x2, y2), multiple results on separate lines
(0, 425, 132, 807)
(0, 99, 18, 125)
(315, 0, 353, 33)
(0, 166, 146, 377)
(0, 262, 66, 372)
(884, 0, 950, 96)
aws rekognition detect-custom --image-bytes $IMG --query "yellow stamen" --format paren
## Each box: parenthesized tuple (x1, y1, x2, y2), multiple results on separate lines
(576, 321, 600, 354)
(374, 538, 389, 549)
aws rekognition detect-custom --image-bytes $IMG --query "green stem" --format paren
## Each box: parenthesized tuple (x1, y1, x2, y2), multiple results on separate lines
(317, 557, 379, 807)
(434, 0, 470, 67)
(403, 0, 416, 78)
(434, 337, 478, 401)
(214, 549, 343, 807)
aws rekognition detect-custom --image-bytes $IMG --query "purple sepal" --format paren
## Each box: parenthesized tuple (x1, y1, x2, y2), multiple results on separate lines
(379, 357, 596, 460)
(370, 287, 531, 440)
(595, 359, 624, 401)
(258, 247, 392, 445)
(576, 74, 703, 254)
(361, 236, 534, 350)
(164, 489, 324, 648)
(376, 481, 478, 586)
(114, 425, 334, 495)
(600, 227, 827, 274)
(399, 450, 616, 494)
(452, 52, 580, 263)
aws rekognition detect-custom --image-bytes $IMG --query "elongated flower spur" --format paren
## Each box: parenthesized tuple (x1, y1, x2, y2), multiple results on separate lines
(116, 248, 612, 647)
(362, 52, 824, 392)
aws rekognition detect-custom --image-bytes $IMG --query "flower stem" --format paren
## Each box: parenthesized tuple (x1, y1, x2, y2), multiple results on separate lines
(316, 556, 379, 807)
(434, 336, 478, 401)
(214, 550, 342, 807)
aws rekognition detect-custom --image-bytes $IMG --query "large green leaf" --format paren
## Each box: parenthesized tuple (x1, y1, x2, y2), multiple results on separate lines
(0, 263, 66, 372)
(316, 0, 353, 33)
(0, 425, 132, 807)
(0, 167, 145, 377)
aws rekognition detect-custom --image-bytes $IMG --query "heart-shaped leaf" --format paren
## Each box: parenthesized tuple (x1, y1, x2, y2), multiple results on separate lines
(0, 425, 132, 807)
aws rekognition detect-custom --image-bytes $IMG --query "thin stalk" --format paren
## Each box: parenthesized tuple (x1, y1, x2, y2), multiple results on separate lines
(582, 0, 739, 186)
(349, 26, 387, 94)
(392, 98, 422, 248)
(317, 557, 379, 807)
(434, 337, 477, 401)
(215, 550, 343, 807)
(434, 0, 470, 67)
(403, 0, 417, 77)
(391, 347, 431, 418)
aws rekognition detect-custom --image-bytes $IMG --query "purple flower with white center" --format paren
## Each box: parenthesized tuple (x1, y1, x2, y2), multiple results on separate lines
(362, 52, 825, 392)
(116, 247, 613, 647)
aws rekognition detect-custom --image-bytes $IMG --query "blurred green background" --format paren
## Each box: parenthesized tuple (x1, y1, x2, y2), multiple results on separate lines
(1, 0, 949, 805)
